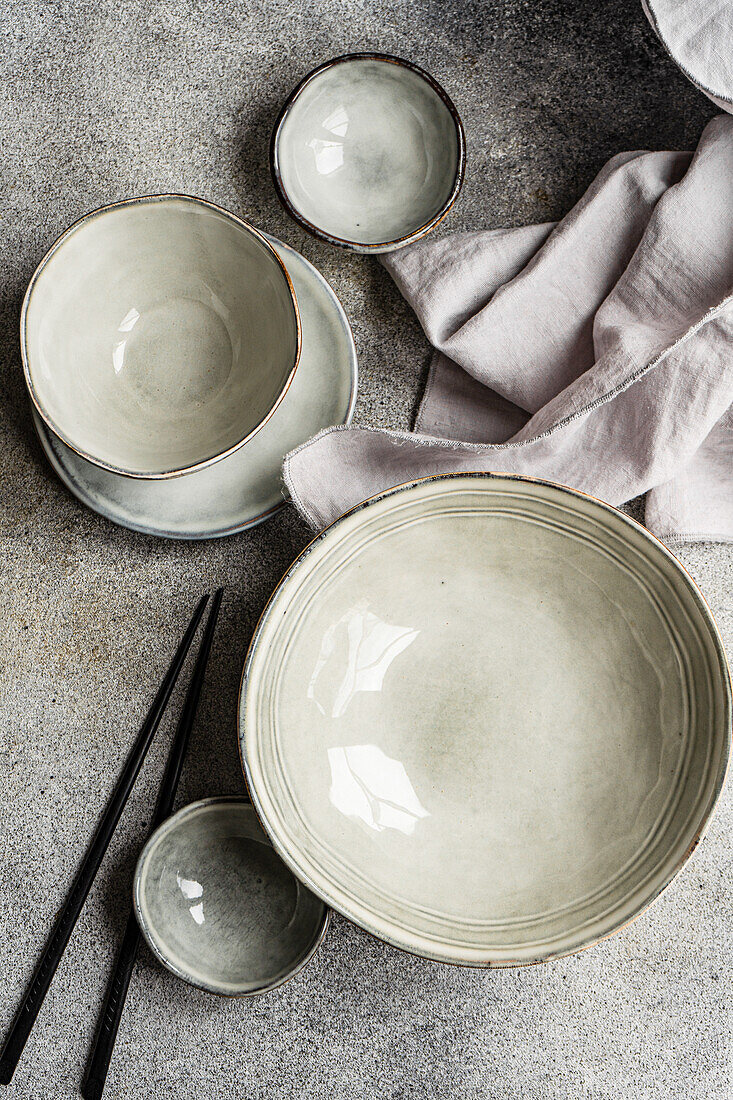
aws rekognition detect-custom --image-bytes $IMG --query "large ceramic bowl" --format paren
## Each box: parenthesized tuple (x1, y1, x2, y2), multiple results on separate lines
(240, 474, 731, 966)
(271, 54, 465, 253)
(21, 196, 301, 479)
(134, 798, 329, 996)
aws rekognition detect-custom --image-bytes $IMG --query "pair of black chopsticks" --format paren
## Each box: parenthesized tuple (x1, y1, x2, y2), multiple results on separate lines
(0, 588, 224, 1097)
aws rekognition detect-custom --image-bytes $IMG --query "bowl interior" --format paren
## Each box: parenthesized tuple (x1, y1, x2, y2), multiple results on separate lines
(275, 58, 461, 246)
(23, 198, 299, 476)
(134, 799, 327, 994)
(242, 475, 730, 965)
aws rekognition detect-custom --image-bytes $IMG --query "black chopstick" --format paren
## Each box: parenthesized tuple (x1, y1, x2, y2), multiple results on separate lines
(0, 594, 209, 1086)
(82, 588, 224, 1100)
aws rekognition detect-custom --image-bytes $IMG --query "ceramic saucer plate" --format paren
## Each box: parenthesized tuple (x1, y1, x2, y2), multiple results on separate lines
(240, 473, 731, 967)
(133, 798, 329, 996)
(271, 54, 466, 253)
(22, 196, 301, 478)
(32, 236, 357, 538)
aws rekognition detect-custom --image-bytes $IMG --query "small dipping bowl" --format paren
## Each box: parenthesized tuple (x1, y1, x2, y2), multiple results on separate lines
(21, 196, 301, 479)
(271, 54, 465, 253)
(133, 797, 328, 996)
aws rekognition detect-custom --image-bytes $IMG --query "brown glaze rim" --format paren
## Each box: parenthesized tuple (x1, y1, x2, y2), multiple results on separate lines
(237, 471, 732, 969)
(270, 53, 467, 253)
(132, 796, 330, 998)
(20, 195, 302, 480)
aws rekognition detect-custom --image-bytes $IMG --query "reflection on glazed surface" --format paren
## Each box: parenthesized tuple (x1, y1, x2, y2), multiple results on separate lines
(176, 872, 205, 925)
(112, 306, 139, 373)
(328, 744, 430, 834)
(307, 104, 349, 176)
(308, 599, 419, 718)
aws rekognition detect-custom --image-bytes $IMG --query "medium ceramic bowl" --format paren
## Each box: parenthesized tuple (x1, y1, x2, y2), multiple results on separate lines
(240, 474, 731, 967)
(133, 798, 329, 996)
(271, 54, 465, 253)
(642, 0, 733, 112)
(31, 235, 357, 539)
(21, 196, 301, 479)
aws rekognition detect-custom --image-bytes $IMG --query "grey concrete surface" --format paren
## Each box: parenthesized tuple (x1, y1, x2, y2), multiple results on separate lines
(0, 2, 730, 1098)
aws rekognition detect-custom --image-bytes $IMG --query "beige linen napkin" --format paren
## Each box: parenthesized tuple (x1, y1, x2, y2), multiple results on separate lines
(284, 114, 733, 542)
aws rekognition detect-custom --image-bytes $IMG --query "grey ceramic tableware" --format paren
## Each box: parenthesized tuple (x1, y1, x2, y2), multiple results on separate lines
(31, 236, 357, 539)
(240, 473, 731, 967)
(22, 196, 301, 479)
(133, 797, 328, 995)
(271, 54, 465, 253)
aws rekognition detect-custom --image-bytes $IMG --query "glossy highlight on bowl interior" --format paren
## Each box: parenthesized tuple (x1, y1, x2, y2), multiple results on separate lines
(272, 54, 465, 252)
(22, 196, 301, 478)
(134, 798, 328, 996)
(240, 474, 731, 966)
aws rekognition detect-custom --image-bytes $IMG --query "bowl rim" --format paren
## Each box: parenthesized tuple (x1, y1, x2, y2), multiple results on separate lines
(270, 52, 467, 253)
(238, 471, 732, 968)
(132, 795, 330, 997)
(20, 194, 302, 480)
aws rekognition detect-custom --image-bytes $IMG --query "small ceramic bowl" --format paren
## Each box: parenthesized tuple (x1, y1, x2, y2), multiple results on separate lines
(271, 54, 466, 253)
(133, 797, 328, 996)
(21, 196, 301, 479)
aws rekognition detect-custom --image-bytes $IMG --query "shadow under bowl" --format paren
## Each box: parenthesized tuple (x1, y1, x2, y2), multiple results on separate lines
(133, 797, 329, 995)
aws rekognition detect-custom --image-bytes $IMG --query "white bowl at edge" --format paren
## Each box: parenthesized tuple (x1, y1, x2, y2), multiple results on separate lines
(21, 195, 301, 479)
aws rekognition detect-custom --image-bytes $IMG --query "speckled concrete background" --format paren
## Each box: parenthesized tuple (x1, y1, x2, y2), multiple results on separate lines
(0, 2, 730, 1098)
